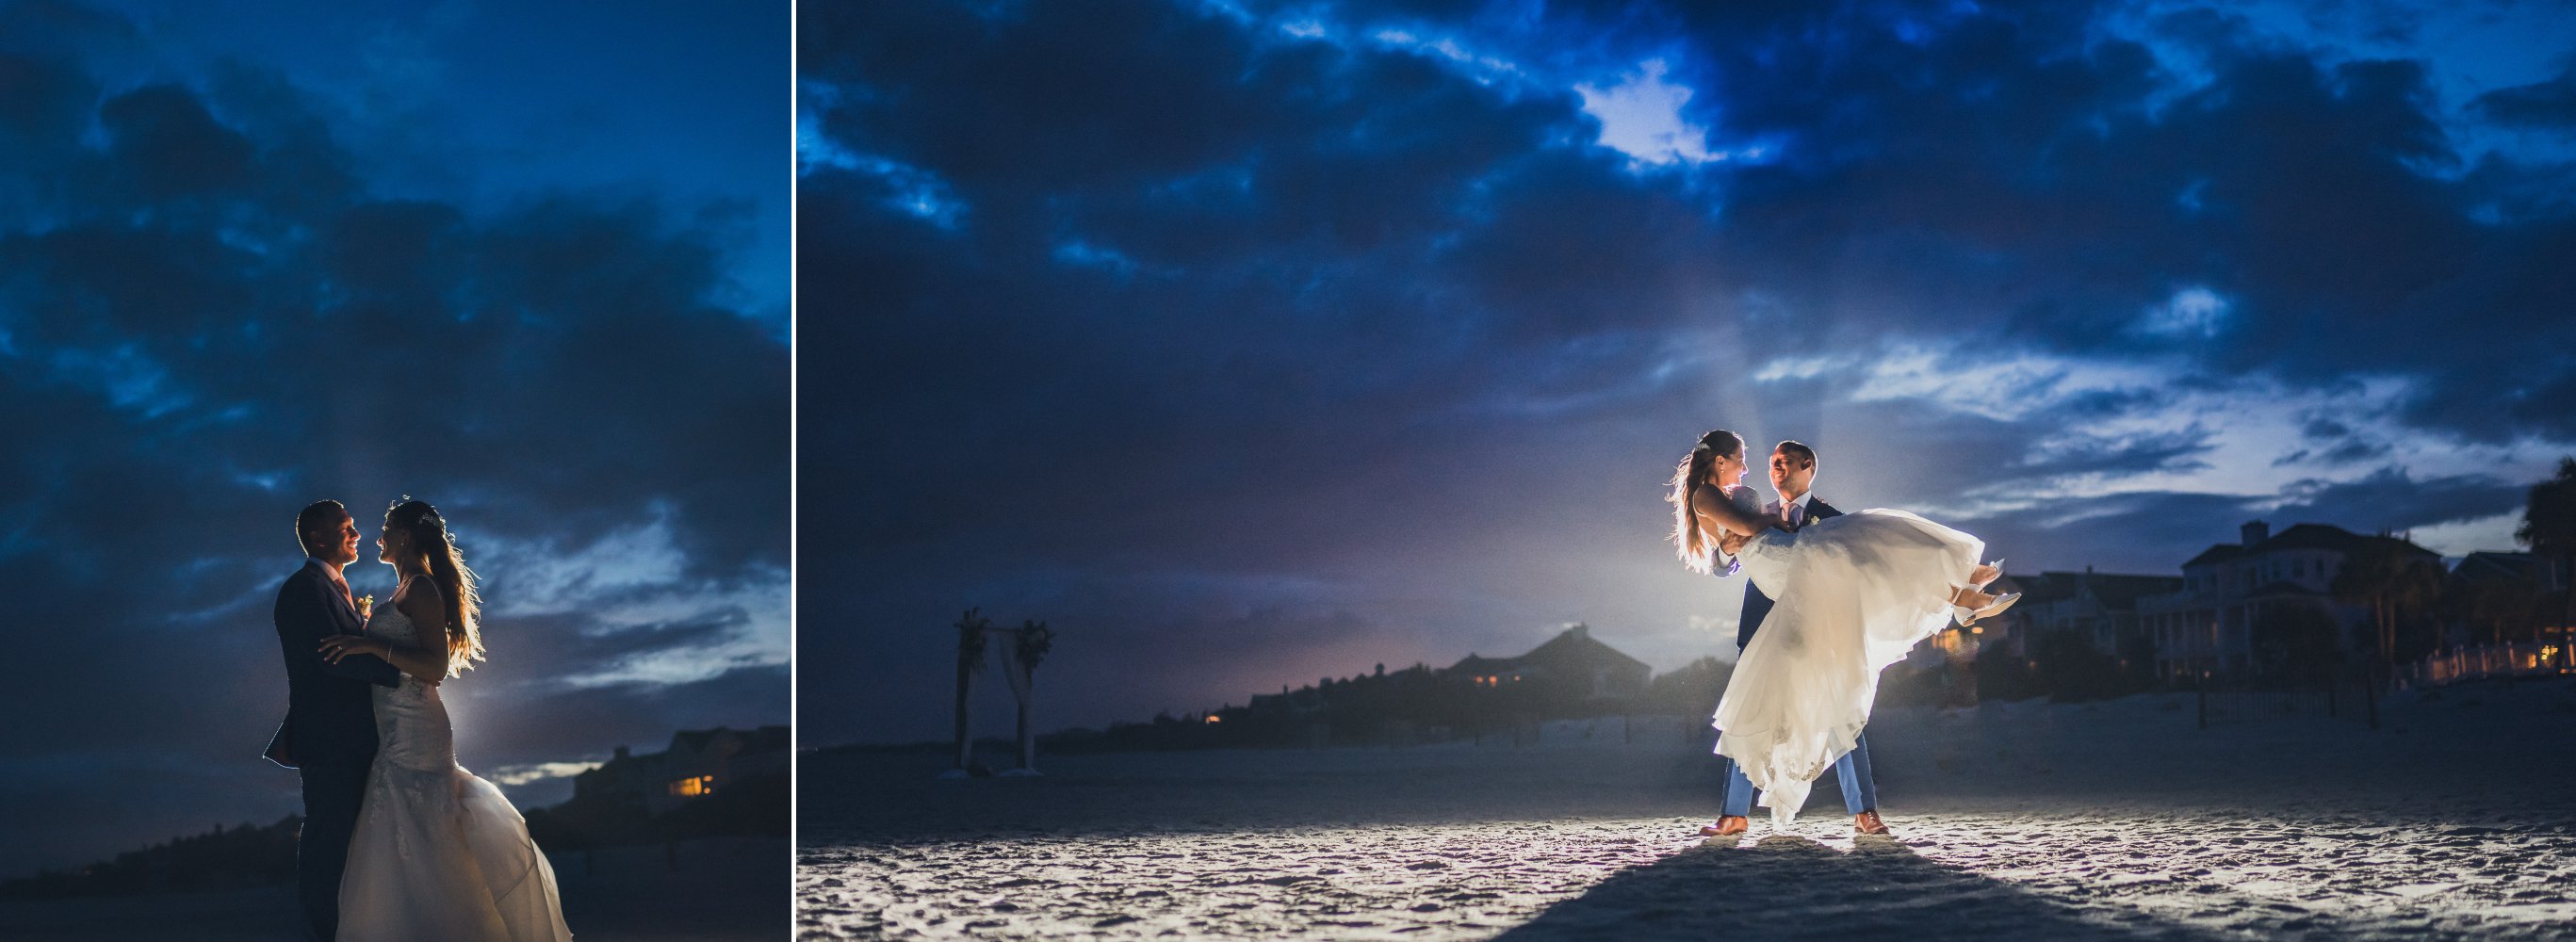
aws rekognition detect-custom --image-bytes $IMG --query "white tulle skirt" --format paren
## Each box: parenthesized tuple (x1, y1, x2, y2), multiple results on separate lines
(337, 682, 569, 941)
(1712, 509, 1984, 826)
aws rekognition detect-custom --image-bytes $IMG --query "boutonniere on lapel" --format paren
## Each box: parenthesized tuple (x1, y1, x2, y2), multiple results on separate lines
(357, 594, 374, 620)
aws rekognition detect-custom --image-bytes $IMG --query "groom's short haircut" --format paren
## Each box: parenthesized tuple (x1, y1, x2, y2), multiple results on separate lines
(1775, 440, 1816, 467)
(296, 499, 348, 557)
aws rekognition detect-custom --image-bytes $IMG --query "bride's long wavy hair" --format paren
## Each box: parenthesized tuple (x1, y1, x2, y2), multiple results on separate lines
(386, 497, 484, 674)
(1667, 430, 1744, 575)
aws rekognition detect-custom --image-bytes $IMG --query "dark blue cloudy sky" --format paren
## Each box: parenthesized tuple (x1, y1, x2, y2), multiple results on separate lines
(0, 1, 788, 879)
(802, 0, 2576, 748)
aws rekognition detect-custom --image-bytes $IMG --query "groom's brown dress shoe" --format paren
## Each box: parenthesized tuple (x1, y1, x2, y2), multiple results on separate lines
(1853, 810, 1891, 836)
(1699, 816, 1751, 836)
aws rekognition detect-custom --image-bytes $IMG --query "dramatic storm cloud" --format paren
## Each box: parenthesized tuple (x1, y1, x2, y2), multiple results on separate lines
(0, 2, 788, 878)
(801, 0, 2575, 746)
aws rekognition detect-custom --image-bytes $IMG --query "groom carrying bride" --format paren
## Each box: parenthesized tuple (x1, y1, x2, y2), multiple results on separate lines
(1699, 441, 1891, 838)
(264, 499, 404, 941)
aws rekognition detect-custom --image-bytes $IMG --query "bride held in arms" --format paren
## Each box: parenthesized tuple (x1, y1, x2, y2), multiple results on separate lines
(318, 498, 571, 941)
(1670, 430, 2015, 827)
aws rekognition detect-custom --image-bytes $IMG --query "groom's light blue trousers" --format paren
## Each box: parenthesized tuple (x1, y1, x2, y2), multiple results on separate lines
(1722, 729, 1877, 817)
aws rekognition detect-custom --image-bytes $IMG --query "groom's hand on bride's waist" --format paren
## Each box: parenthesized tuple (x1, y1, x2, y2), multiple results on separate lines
(317, 634, 382, 664)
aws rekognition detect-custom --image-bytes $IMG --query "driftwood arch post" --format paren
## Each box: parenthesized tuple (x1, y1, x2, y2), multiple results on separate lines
(943, 609, 993, 779)
(994, 620, 1053, 774)
(941, 610, 1055, 778)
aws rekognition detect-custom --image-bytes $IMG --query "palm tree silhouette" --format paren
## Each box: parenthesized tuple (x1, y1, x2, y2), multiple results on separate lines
(2332, 539, 2443, 690)
(948, 609, 992, 775)
(1010, 620, 1053, 771)
(2518, 457, 2576, 669)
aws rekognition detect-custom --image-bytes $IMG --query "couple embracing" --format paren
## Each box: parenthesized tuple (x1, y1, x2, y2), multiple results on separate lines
(266, 497, 571, 942)
(1668, 431, 2016, 837)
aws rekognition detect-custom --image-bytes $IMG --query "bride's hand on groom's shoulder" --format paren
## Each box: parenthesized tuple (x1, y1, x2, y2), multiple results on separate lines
(318, 634, 384, 665)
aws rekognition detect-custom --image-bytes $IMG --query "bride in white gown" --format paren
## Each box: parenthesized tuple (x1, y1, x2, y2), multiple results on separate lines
(317, 498, 572, 941)
(1670, 430, 2016, 827)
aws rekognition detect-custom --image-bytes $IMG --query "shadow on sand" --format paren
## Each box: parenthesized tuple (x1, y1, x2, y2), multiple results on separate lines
(1493, 834, 2216, 941)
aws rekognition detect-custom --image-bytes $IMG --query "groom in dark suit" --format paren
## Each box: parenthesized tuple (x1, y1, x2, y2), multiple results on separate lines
(1701, 441, 1890, 837)
(266, 499, 403, 941)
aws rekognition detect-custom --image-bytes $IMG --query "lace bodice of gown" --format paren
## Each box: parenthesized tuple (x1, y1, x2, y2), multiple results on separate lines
(361, 600, 454, 771)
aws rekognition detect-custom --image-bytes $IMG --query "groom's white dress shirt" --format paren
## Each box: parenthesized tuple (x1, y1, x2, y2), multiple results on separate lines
(1776, 491, 1814, 528)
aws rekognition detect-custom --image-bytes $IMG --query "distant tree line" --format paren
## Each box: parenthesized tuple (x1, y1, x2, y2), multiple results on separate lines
(0, 818, 299, 900)
(1017, 652, 1745, 755)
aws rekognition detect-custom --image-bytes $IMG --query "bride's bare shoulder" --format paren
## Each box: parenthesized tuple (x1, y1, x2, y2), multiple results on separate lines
(394, 574, 444, 612)
(1687, 483, 1725, 510)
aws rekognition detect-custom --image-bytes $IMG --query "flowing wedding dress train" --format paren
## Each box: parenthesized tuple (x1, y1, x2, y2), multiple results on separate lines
(1712, 500, 1985, 826)
(336, 603, 570, 941)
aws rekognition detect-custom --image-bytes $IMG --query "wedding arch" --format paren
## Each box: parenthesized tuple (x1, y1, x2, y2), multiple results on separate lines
(941, 609, 1054, 779)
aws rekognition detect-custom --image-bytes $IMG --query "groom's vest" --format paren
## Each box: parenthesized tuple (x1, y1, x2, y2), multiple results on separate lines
(1736, 496, 1841, 650)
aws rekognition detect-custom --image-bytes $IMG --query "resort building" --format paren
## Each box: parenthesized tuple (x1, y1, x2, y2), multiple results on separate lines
(2135, 521, 2439, 678)
(1982, 568, 2183, 666)
(569, 725, 791, 814)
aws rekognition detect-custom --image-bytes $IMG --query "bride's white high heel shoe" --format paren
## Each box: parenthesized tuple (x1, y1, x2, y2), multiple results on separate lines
(1949, 585, 2021, 626)
(1947, 560, 2013, 625)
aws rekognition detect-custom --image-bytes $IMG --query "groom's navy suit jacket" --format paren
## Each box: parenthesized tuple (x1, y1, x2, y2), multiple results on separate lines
(266, 561, 400, 769)
(1736, 495, 1841, 650)
(269, 561, 401, 941)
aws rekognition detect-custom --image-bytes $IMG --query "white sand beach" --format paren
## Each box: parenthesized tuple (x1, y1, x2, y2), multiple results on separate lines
(798, 679, 2576, 939)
